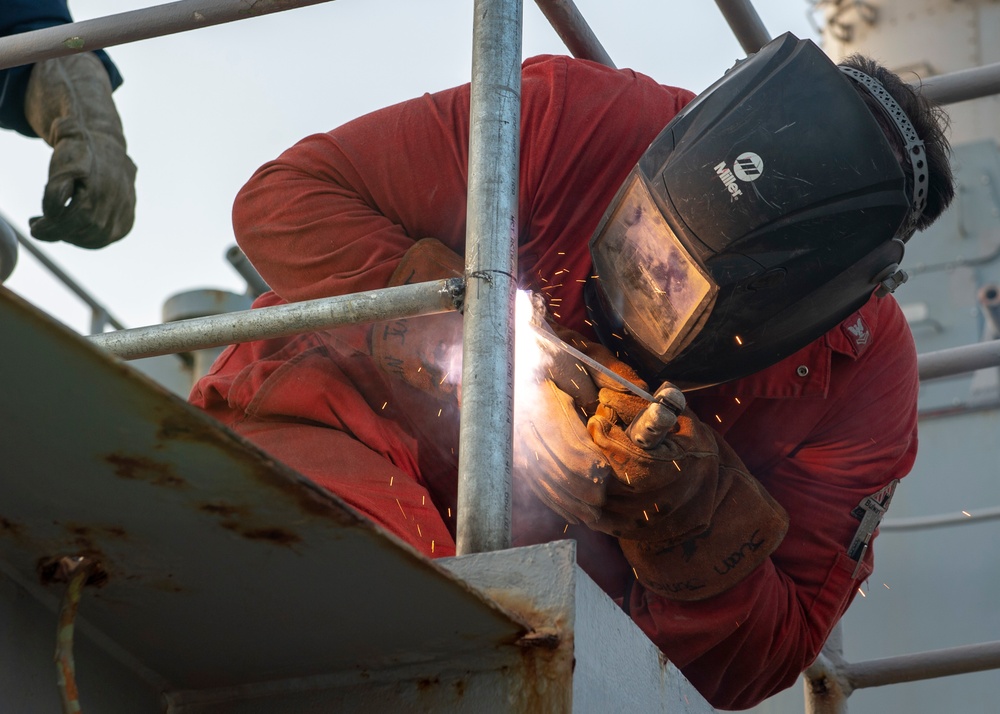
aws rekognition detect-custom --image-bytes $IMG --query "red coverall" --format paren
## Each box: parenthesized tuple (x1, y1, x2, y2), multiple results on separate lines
(191, 55, 918, 710)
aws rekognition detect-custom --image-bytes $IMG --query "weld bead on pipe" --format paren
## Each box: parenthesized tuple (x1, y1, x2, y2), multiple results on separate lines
(627, 382, 686, 449)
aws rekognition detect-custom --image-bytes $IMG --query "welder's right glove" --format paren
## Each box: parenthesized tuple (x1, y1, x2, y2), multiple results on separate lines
(591, 404, 789, 601)
(517, 331, 789, 601)
(371, 238, 464, 400)
(25, 52, 137, 249)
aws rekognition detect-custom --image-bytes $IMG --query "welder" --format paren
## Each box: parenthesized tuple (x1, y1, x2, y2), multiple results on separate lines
(190, 34, 954, 709)
(1, 1, 135, 249)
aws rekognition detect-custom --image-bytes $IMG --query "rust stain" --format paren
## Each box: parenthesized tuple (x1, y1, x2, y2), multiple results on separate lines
(155, 411, 223, 444)
(37, 556, 109, 589)
(153, 407, 367, 527)
(416, 677, 440, 691)
(198, 502, 245, 518)
(66, 523, 128, 544)
(511, 637, 573, 712)
(105, 453, 188, 488)
(220, 521, 302, 547)
(0, 517, 23, 537)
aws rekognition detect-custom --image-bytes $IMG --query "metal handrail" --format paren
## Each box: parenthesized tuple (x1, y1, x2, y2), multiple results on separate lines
(0, 0, 335, 71)
(455, 0, 523, 555)
(89, 279, 463, 360)
(714, 0, 772, 54)
(533, 0, 615, 68)
(1, 212, 126, 334)
(917, 340, 1000, 381)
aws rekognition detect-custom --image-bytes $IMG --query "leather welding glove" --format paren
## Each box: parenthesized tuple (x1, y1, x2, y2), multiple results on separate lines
(371, 238, 464, 400)
(590, 403, 789, 601)
(514, 324, 646, 524)
(25, 53, 137, 249)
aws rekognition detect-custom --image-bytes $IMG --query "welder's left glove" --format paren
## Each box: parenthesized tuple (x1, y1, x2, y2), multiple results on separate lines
(514, 324, 647, 524)
(371, 238, 464, 400)
(25, 53, 137, 249)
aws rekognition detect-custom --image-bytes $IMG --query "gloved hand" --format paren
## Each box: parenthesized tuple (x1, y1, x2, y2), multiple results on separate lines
(592, 403, 788, 601)
(25, 52, 137, 249)
(517, 326, 789, 601)
(371, 238, 464, 400)
(515, 323, 649, 524)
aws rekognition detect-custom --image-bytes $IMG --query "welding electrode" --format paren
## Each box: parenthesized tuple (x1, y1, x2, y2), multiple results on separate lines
(625, 382, 687, 450)
(525, 309, 686, 450)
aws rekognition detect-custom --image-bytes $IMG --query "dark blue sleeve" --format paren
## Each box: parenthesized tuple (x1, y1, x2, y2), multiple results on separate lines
(0, 0, 124, 137)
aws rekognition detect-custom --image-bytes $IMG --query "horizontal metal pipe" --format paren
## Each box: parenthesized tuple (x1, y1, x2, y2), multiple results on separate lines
(881, 505, 1000, 532)
(89, 279, 465, 360)
(713, 0, 771, 55)
(225, 245, 270, 298)
(844, 641, 1000, 690)
(533, 0, 615, 68)
(0, 0, 335, 70)
(916, 61, 1000, 106)
(917, 341, 1000, 381)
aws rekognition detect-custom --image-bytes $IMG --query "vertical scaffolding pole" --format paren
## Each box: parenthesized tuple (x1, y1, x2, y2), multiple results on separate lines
(455, 0, 523, 554)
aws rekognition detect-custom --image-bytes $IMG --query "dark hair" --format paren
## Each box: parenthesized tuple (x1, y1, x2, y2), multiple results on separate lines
(839, 54, 955, 233)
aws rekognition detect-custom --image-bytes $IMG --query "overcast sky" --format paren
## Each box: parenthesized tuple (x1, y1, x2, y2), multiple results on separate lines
(0, 0, 818, 334)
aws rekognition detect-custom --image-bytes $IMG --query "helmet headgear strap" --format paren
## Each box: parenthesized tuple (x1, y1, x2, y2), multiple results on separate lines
(839, 66, 928, 235)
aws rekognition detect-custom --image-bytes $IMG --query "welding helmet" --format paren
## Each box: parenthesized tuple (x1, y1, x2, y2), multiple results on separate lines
(586, 32, 928, 388)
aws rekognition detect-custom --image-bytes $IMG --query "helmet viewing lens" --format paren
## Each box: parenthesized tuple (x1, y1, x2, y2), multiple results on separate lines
(591, 175, 718, 361)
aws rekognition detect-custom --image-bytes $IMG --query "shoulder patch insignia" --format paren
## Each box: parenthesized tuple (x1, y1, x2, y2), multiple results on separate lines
(841, 314, 872, 356)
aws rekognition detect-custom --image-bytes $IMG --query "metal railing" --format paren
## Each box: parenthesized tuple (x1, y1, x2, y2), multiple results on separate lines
(3, 0, 1000, 711)
(1, 213, 126, 334)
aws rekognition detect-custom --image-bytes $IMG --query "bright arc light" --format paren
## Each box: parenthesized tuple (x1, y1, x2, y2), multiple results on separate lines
(514, 290, 549, 404)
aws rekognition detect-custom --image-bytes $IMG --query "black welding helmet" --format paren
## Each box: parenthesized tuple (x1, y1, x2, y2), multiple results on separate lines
(586, 32, 928, 388)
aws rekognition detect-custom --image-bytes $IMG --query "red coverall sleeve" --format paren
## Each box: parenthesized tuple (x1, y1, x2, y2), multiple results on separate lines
(232, 91, 474, 303)
(627, 304, 919, 710)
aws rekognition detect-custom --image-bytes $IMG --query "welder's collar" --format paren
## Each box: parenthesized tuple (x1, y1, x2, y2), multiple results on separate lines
(704, 295, 884, 400)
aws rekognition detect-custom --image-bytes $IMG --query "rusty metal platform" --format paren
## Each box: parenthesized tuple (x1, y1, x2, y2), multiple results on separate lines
(0, 287, 712, 712)
(0, 288, 526, 691)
